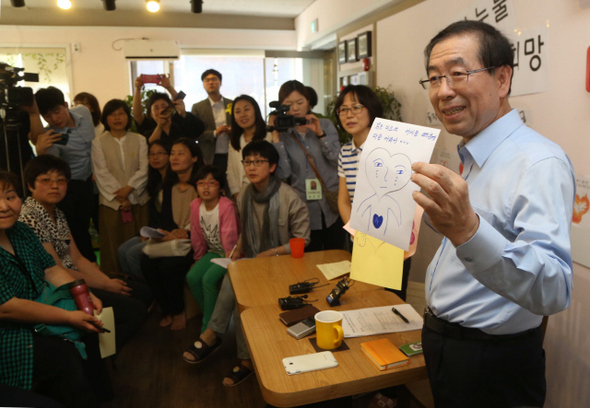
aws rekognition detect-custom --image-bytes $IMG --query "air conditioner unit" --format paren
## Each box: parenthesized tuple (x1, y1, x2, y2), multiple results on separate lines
(123, 40, 180, 60)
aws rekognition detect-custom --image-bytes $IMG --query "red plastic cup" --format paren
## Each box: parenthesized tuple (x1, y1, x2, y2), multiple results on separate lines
(290, 238, 305, 258)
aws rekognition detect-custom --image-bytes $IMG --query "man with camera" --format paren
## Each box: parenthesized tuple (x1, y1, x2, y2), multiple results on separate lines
(191, 69, 233, 170)
(33, 86, 97, 263)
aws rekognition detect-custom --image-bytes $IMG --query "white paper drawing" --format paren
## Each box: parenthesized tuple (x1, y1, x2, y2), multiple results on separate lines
(350, 118, 440, 251)
(357, 149, 411, 234)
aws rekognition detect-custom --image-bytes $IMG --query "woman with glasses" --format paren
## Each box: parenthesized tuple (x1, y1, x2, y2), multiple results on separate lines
(91, 99, 149, 275)
(133, 75, 204, 147)
(270, 80, 344, 252)
(20, 155, 152, 352)
(117, 140, 171, 279)
(0, 170, 108, 407)
(141, 138, 204, 330)
(334, 85, 383, 225)
(226, 95, 272, 200)
(334, 85, 412, 301)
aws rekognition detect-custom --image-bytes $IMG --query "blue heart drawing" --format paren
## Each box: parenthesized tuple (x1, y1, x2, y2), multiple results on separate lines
(373, 214, 384, 229)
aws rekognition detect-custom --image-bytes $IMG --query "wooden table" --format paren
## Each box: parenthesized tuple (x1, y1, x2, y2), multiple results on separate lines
(228, 249, 377, 310)
(229, 250, 427, 407)
(241, 289, 427, 407)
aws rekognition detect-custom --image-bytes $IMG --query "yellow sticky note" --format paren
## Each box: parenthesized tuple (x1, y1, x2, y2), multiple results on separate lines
(351, 232, 404, 289)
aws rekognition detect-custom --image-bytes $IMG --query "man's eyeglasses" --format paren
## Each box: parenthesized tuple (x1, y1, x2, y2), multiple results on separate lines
(241, 159, 269, 167)
(336, 105, 365, 116)
(36, 177, 68, 186)
(196, 181, 220, 187)
(419, 66, 496, 89)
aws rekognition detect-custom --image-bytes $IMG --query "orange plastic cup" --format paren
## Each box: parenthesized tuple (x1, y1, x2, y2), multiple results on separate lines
(290, 238, 305, 258)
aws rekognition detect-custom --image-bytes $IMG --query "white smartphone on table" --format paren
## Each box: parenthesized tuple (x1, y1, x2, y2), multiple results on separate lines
(283, 351, 338, 375)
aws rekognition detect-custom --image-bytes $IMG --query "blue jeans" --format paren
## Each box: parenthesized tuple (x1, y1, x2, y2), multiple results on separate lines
(118, 236, 145, 279)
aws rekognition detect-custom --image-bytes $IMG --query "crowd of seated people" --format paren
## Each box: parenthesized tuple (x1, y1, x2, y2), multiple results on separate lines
(0, 63, 400, 404)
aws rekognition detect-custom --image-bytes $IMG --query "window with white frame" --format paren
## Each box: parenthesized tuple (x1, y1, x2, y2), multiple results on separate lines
(130, 51, 325, 119)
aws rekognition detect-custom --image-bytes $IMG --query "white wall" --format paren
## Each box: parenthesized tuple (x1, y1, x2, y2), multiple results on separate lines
(295, 0, 400, 49)
(0, 25, 296, 105)
(376, 1, 590, 406)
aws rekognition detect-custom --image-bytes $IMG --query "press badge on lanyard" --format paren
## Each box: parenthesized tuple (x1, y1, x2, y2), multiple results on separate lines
(306, 179, 322, 200)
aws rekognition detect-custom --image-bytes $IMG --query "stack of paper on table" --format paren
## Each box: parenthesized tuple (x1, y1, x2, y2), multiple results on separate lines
(316, 260, 351, 280)
(341, 304, 423, 338)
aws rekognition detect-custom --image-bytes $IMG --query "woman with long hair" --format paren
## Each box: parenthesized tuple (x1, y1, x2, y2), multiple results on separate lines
(140, 138, 204, 330)
(226, 95, 271, 199)
(270, 80, 344, 252)
(118, 140, 170, 279)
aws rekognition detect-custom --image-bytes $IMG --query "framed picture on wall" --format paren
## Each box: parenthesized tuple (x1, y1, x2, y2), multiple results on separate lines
(338, 41, 348, 64)
(347, 38, 357, 62)
(357, 31, 372, 58)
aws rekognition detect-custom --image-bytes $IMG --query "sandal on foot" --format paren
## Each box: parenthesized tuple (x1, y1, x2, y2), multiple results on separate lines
(223, 363, 255, 387)
(183, 337, 222, 364)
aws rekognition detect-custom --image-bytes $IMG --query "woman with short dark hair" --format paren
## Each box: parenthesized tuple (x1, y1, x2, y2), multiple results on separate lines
(0, 170, 106, 407)
(91, 99, 149, 274)
(333, 85, 383, 224)
(270, 80, 344, 252)
(73, 92, 103, 136)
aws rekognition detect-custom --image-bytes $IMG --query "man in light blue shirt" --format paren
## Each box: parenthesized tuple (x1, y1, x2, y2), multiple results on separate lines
(34, 87, 96, 262)
(412, 21, 574, 408)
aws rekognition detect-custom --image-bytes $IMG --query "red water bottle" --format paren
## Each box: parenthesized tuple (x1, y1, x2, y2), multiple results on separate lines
(69, 279, 96, 316)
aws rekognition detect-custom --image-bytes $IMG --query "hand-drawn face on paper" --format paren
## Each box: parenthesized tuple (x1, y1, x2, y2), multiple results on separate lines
(357, 148, 413, 234)
(366, 148, 411, 199)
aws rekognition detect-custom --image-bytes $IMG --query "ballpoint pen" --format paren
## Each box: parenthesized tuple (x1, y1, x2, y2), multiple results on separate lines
(392, 306, 409, 323)
(228, 244, 237, 260)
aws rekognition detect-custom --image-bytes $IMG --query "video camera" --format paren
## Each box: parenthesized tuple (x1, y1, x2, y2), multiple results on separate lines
(268, 101, 308, 132)
(0, 65, 39, 108)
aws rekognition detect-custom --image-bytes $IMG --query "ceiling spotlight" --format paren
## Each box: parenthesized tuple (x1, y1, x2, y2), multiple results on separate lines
(103, 0, 116, 11)
(57, 0, 71, 10)
(146, 0, 160, 13)
(11, 0, 25, 7)
(191, 0, 203, 14)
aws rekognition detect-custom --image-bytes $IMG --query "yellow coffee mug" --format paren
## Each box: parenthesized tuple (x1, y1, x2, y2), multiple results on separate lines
(315, 310, 344, 350)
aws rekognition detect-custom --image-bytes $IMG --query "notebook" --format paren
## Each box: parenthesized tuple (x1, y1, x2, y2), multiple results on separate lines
(360, 338, 409, 370)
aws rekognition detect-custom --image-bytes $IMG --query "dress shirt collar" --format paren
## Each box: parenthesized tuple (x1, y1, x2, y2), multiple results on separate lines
(209, 96, 224, 108)
(48, 109, 83, 133)
(460, 109, 524, 169)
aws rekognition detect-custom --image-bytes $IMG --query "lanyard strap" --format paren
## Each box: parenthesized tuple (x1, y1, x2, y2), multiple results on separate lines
(291, 133, 329, 192)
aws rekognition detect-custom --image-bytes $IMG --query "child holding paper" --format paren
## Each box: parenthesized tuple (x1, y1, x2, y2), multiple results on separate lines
(186, 165, 239, 336)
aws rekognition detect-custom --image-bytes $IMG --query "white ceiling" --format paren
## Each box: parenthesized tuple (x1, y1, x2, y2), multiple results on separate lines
(2, 0, 317, 18)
